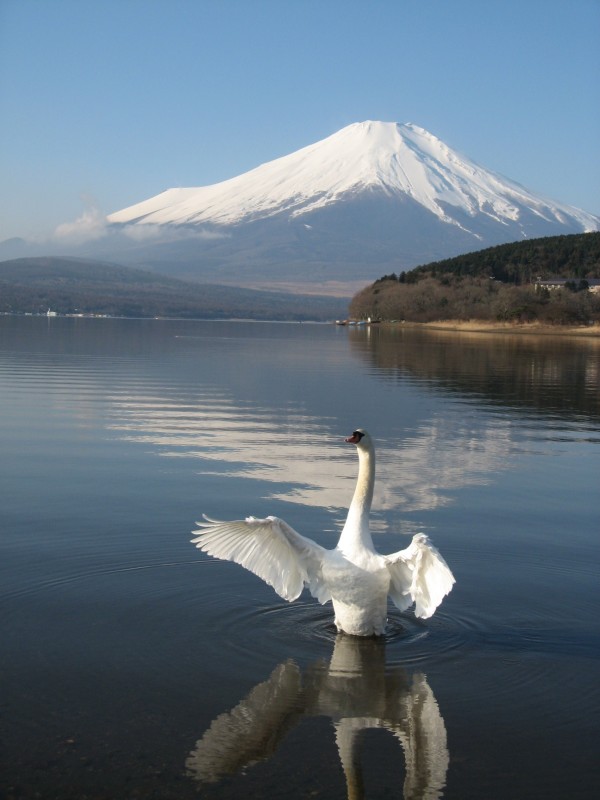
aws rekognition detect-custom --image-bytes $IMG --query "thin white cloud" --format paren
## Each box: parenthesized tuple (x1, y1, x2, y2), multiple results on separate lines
(120, 224, 229, 242)
(53, 206, 108, 243)
(53, 209, 229, 245)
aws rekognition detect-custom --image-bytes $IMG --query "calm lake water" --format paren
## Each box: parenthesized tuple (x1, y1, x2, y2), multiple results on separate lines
(1, 316, 599, 799)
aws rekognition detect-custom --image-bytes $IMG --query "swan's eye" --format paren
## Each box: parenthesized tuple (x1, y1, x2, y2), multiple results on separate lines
(353, 431, 364, 441)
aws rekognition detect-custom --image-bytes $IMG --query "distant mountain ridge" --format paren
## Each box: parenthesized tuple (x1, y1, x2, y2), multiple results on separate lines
(0, 257, 348, 320)
(2, 122, 598, 291)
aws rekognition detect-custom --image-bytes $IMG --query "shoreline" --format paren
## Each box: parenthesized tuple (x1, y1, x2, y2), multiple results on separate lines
(4, 311, 600, 336)
(381, 320, 600, 338)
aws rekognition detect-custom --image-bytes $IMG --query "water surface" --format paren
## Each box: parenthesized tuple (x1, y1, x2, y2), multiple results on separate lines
(1, 316, 598, 799)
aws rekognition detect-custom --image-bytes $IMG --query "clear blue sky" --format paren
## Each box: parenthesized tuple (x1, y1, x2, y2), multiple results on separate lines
(1, 0, 598, 242)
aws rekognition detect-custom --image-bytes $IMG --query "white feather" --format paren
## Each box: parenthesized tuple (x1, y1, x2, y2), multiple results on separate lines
(386, 534, 455, 619)
(192, 515, 328, 603)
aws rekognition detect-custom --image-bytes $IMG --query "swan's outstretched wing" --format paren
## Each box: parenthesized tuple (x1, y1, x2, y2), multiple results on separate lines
(191, 515, 330, 603)
(385, 534, 455, 619)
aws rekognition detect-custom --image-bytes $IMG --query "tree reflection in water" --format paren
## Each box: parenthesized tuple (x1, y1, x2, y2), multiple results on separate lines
(348, 326, 600, 420)
(186, 635, 448, 799)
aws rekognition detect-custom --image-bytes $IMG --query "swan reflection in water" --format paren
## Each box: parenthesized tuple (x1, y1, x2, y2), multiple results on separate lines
(186, 634, 448, 799)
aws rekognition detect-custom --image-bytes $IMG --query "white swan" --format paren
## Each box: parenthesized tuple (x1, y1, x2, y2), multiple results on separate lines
(191, 429, 455, 636)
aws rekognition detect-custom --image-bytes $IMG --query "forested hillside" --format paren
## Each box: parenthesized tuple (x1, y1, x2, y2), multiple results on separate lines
(350, 233, 600, 325)
(0, 257, 347, 321)
(409, 232, 600, 283)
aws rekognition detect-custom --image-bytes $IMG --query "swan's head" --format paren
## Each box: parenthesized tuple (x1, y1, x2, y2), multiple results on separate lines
(345, 429, 371, 449)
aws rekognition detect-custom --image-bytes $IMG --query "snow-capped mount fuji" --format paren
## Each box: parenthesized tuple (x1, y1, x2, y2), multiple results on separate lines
(13, 121, 595, 292)
(108, 121, 597, 235)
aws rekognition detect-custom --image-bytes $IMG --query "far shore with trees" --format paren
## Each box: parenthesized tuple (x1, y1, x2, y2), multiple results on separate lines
(349, 233, 600, 327)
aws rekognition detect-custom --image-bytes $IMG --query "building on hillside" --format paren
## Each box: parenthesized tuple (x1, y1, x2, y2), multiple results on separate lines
(535, 279, 600, 294)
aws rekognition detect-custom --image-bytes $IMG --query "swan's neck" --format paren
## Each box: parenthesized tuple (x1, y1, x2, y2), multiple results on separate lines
(338, 444, 375, 554)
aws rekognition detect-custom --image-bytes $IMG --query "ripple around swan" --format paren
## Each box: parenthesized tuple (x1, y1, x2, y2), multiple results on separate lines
(383, 604, 486, 668)
(6, 550, 597, 697)
(188, 570, 490, 673)
(0, 557, 207, 610)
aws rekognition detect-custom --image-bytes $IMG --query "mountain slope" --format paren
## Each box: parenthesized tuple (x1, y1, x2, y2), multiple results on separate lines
(3, 122, 598, 291)
(108, 122, 597, 235)
(408, 231, 600, 282)
(0, 257, 348, 320)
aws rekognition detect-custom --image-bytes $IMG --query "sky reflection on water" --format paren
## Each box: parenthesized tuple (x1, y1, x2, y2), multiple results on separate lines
(0, 316, 598, 799)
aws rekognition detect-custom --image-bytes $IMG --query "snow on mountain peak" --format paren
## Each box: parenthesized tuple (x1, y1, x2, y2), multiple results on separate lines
(107, 121, 598, 236)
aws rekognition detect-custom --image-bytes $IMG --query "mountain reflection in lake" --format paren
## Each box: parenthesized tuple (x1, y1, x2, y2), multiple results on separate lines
(0, 316, 598, 799)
